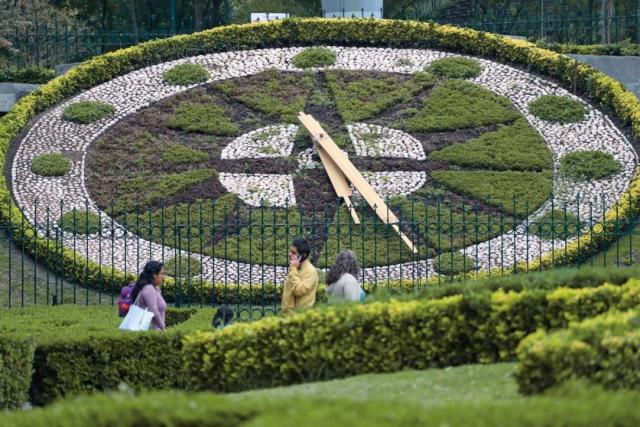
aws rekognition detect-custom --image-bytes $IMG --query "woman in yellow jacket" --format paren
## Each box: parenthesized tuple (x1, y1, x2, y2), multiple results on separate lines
(281, 237, 318, 314)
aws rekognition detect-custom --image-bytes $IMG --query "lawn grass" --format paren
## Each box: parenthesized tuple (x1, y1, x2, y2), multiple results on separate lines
(0, 230, 109, 307)
(583, 224, 640, 267)
(228, 363, 521, 408)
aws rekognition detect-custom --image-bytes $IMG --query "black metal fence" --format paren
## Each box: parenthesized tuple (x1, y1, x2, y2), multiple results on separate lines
(4, 1, 640, 70)
(1, 195, 639, 312)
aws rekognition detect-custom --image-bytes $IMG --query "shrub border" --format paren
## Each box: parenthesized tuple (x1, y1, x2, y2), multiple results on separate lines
(1, 18, 640, 298)
(182, 277, 640, 393)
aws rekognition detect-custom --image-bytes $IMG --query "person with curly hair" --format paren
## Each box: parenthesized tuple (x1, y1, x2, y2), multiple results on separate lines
(325, 250, 365, 303)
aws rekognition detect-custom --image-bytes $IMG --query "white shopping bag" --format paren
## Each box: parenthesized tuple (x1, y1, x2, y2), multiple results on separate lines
(119, 294, 154, 331)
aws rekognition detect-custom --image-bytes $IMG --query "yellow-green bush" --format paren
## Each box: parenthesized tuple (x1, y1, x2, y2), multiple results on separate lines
(515, 308, 640, 395)
(182, 278, 640, 393)
(1, 19, 640, 303)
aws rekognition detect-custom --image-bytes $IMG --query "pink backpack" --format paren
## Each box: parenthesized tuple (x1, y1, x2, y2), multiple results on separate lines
(117, 283, 135, 317)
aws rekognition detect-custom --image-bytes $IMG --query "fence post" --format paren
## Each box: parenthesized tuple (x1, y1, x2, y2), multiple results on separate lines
(170, 0, 177, 34)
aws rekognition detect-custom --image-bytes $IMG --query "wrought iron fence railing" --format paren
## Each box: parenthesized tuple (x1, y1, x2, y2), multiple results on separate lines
(1, 195, 639, 315)
(3, 2, 639, 71)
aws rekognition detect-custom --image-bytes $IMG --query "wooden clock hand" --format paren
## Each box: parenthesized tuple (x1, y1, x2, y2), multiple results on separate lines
(315, 143, 361, 224)
(298, 112, 418, 254)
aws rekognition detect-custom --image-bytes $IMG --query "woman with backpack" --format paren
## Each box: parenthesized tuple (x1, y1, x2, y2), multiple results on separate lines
(325, 250, 365, 303)
(130, 260, 167, 331)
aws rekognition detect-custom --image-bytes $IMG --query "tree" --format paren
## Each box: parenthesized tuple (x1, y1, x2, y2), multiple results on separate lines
(0, 0, 76, 67)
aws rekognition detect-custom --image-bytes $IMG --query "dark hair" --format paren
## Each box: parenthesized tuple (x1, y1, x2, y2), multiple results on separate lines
(131, 260, 164, 302)
(326, 250, 360, 285)
(292, 237, 311, 263)
(212, 304, 234, 329)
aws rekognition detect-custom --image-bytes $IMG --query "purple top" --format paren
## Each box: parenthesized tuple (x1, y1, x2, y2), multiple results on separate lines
(138, 284, 167, 330)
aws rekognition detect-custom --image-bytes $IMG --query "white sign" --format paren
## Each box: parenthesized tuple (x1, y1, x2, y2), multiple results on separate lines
(250, 13, 289, 23)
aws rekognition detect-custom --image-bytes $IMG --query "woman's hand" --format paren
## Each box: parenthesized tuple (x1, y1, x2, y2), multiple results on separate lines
(289, 254, 301, 269)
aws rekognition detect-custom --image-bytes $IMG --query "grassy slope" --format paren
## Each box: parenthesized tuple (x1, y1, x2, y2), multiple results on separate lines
(229, 363, 520, 408)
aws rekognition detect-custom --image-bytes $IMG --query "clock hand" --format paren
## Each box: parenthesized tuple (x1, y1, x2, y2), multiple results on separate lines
(315, 143, 361, 224)
(298, 112, 417, 254)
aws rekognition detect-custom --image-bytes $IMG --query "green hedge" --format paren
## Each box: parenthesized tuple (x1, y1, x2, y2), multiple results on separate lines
(182, 278, 640, 392)
(515, 308, 640, 395)
(404, 264, 640, 303)
(30, 332, 185, 406)
(0, 336, 34, 409)
(0, 306, 196, 408)
(2, 272, 640, 407)
(1, 18, 640, 313)
(0, 67, 55, 84)
(4, 384, 640, 427)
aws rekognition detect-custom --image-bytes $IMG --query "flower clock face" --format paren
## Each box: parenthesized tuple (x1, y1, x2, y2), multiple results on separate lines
(11, 47, 637, 283)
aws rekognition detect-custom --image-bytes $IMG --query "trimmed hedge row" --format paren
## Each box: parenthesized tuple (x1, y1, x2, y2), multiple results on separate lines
(3, 273, 640, 408)
(0, 306, 196, 408)
(1, 19, 640, 299)
(4, 384, 640, 427)
(515, 308, 640, 395)
(182, 278, 640, 392)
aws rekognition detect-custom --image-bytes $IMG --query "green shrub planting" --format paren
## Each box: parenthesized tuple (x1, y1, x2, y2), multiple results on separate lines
(183, 278, 640, 393)
(433, 252, 475, 275)
(161, 144, 209, 165)
(529, 95, 586, 124)
(165, 255, 203, 278)
(405, 80, 519, 132)
(162, 63, 209, 85)
(429, 119, 552, 171)
(560, 151, 622, 181)
(427, 57, 482, 79)
(431, 170, 553, 217)
(166, 101, 238, 135)
(58, 210, 102, 235)
(292, 47, 336, 68)
(532, 210, 582, 240)
(0, 306, 198, 407)
(325, 70, 435, 122)
(214, 69, 315, 122)
(2, 273, 640, 406)
(0, 66, 55, 84)
(30, 153, 72, 177)
(409, 264, 640, 302)
(516, 308, 640, 394)
(62, 100, 115, 124)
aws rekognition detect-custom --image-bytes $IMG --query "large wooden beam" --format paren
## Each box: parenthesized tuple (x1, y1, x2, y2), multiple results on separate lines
(298, 112, 417, 253)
